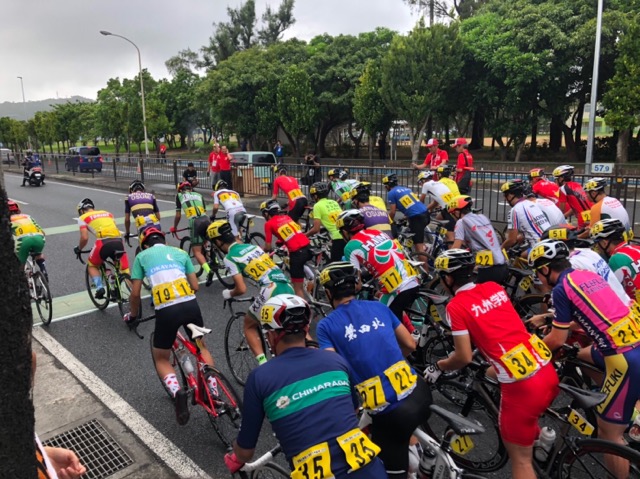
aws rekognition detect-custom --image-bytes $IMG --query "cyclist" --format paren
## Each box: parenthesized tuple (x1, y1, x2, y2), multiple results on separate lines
(260, 199, 312, 299)
(225, 294, 387, 478)
(584, 177, 632, 236)
(384, 173, 430, 258)
(206, 220, 294, 366)
(170, 181, 211, 277)
(271, 165, 308, 223)
(74, 198, 129, 300)
(552, 165, 593, 228)
(337, 209, 421, 323)
(327, 168, 355, 206)
(528, 239, 640, 477)
(317, 262, 431, 479)
(528, 168, 564, 207)
(448, 195, 508, 284)
(123, 227, 215, 426)
(417, 170, 457, 243)
(434, 165, 460, 198)
(526, 192, 565, 227)
(306, 181, 345, 262)
(123, 180, 161, 239)
(500, 180, 551, 254)
(211, 180, 246, 238)
(425, 249, 559, 479)
(8, 200, 48, 280)
(350, 182, 393, 237)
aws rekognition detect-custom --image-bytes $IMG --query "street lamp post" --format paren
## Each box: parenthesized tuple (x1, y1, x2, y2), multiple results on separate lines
(585, 0, 604, 168)
(100, 30, 150, 157)
(17, 76, 31, 149)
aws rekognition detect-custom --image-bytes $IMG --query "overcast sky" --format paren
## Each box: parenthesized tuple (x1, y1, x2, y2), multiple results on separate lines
(0, 0, 419, 104)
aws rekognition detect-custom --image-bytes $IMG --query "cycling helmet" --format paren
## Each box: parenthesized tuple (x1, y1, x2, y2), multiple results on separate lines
(26, 149, 33, 157)
(528, 168, 545, 180)
(541, 225, 579, 243)
(338, 170, 349, 181)
(336, 209, 365, 234)
(139, 227, 165, 248)
(214, 180, 229, 191)
(447, 195, 473, 213)
(417, 171, 435, 183)
(273, 164, 287, 174)
(319, 262, 358, 290)
(129, 179, 145, 193)
(327, 169, 339, 179)
(77, 198, 94, 216)
(177, 181, 192, 192)
(584, 177, 607, 193)
(7, 200, 20, 215)
(500, 179, 526, 196)
(552, 165, 574, 180)
(350, 181, 371, 198)
(260, 294, 311, 334)
(434, 249, 475, 274)
(310, 182, 330, 197)
(589, 219, 626, 241)
(260, 199, 281, 216)
(436, 165, 452, 177)
(528, 240, 570, 270)
(206, 220, 234, 241)
(382, 173, 398, 187)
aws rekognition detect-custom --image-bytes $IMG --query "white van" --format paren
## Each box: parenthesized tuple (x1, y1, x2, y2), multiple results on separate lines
(0, 148, 14, 164)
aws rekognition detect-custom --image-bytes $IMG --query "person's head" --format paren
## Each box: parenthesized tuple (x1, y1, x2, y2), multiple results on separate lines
(447, 195, 473, 220)
(206, 220, 236, 250)
(221, 145, 229, 154)
(500, 179, 526, 206)
(584, 177, 608, 203)
(214, 180, 229, 192)
(327, 169, 339, 182)
(139, 227, 166, 249)
(274, 164, 287, 175)
(310, 181, 330, 201)
(214, 144, 220, 152)
(540, 224, 585, 250)
(350, 181, 371, 207)
(77, 198, 95, 216)
(552, 165, 574, 186)
(437, 165, 453, 178)
(434, 249, 475, 295)
(417, 170, 434, 186)
(177, 181, 192, 193)
(589, 218, 627, 258)
(528, 240, 571, 287)
(187, 162, 195, 170)
(426, 138, 439, 153)
(260, 199, 281, 219)
(528, 168, 546, 184)
(26, 149, 33, 158)
(336, 209, 365, 241)
(320, 262, 361, 306)
(259, 294, 311, 353)
(453, 138, 467, 153)
(382, 173, 398, 191)
(129, 179, 145, 194)
(7, 200, 20, 215)
(338, 169, 349, 181)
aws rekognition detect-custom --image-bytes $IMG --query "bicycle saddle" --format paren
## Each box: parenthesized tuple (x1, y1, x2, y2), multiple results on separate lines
(429, 404, 486, 436)
(187, 324, 212, 339)
(558, 383, 607, 410)
(417, 290, 449, 305)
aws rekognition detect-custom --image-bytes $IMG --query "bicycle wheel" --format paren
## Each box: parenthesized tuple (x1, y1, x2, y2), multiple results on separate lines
(248, 232, 266, 248)
(423, 379, 508, 473)
(180, 236, 204, 278)
(203, 367, 243, 449)
(224, 311, 265, 386)
(421, 335, 454, 366)
(149, 333, 187, 400)
(513, 294, 547, 319)
(556, 437, 640, 478)
(33, 271, 53, 325)
(250, 463, 291, 478)
(212, 247, 234, 288)
(115, 273, 133, 316)
(85, 266, 109, 310)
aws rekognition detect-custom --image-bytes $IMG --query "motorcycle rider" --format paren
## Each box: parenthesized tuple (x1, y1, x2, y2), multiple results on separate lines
(21, 149, 45, 186)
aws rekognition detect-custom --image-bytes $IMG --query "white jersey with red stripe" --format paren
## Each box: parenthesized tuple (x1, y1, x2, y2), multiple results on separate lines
(507, 198, 551, 246)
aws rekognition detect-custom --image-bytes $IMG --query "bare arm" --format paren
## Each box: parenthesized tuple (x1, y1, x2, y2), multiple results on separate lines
(438, 333, 473, 371)
(306, 218, 322, 236)
(128, 279, 143, 317)
(77, 228, 89, 250)
(395, 324, 416, 357)
(501, 229, 518, 249)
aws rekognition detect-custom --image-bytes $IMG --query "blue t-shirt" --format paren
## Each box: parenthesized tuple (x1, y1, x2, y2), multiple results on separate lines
(387, 186, 427, 217)
(317, 300, 417, 414)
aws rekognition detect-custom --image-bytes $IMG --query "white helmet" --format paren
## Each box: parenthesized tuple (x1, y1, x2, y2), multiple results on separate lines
(259, 294, 311, 333)
(418, 171, 434, 183)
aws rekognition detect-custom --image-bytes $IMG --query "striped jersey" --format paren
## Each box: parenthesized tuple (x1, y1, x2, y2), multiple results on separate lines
(507, 199, 550, 246)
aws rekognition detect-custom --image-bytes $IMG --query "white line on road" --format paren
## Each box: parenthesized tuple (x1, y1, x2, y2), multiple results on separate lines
(33, 328, 213, 479)
(12, 199, 30, 205)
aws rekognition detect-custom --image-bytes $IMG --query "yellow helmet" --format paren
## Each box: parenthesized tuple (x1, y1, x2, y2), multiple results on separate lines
(206, 220, 233, 240)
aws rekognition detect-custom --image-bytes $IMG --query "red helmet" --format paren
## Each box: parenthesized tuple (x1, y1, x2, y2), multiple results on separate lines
(177, 181, 192, 192)
(139, 227, 165, 248)
(7, 200, 20, 214)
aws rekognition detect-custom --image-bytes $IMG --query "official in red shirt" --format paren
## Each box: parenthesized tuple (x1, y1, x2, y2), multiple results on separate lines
(208, 144, 220, 183)
(218, 145, 233, 189)
(453, 138, 473, 194)
(412, 138, 448, 180)
(271, 165, 308, 222)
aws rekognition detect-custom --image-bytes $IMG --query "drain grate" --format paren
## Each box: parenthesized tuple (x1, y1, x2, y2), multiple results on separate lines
(43, 419, 133, 479)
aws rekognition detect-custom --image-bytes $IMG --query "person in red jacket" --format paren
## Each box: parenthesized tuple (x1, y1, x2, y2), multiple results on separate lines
(412, 138, 448, 180)
(271, 165, 308, 223)
(453, 138, 473, 194)
(218, 145, 233, 189)
(208, 144, 220, 183)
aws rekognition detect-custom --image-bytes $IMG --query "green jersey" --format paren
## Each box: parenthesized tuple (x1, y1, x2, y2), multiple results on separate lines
(176, 191, 206, 219)
(224, 242, 289, 287)
(312, 198, 342, 240)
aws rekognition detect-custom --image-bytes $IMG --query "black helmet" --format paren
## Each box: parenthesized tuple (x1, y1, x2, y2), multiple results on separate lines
(260, 294, 311, 334)
(320, 262, 358, 290)
(541, 225, 578, 243)
(436, 165, 453, 177)
(434, 249, 475, 274)
(310, 182, 330, 197)
(77, 198, 94, 216)
(214, 180, 229, 191)
(584, 177, 607, 193)
(528, 240, 570, 270)
(590, 219, 627, 241)
(382, 173, 398, 187)
(338, 169, 349, 181)
(336, 209, 365, 234)
(260, 199, 281, 216)
(500, 179, 526, 196)
(350, 181, 371, 201)
(273, 164, 287, 174)
(129, 179, 145, 193)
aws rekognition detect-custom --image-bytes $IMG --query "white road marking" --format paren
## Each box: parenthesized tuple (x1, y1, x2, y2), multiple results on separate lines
(32, 328, 213, 479)
(11, 199, 30, 205)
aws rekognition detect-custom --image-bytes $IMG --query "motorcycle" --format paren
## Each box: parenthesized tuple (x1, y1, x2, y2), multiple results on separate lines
(23, 162, 45, 187)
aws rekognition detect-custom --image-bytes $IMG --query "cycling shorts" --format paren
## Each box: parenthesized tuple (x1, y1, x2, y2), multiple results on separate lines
(476, 264, 509, 285)
(289, 246, 312, 283)
(499, 363, 559, 446)
(591, 345, 640, 424)
(407, 213, 430, 244)
(88, 238, 130, 271)
(382, 285, 420, 323)
(289, 197, 308, 223)
(189, 216, 211, 246)
(227, 209, 246, 237)
(248, 280, 295, 319)
(441, 209, 456, 232)
(15, 234, 45, 264)
(331, 238, 347, 262)
(152, 299, 204, 349)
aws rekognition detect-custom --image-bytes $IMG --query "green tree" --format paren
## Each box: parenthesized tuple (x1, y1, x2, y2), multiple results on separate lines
(277, 65, 317, 156)
(33, 111, 57, 153)
(95, 78, 128, 154)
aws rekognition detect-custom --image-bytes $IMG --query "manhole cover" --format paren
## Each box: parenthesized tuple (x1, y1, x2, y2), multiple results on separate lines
(43, 419, 133, 479)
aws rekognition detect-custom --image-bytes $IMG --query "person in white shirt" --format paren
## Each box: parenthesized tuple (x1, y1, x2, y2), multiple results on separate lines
(584, 177, 632, 236)
(527, 194, 565, 226)
(417, 170, 456, 242)
(211, 180, 247, 237)
(501, 180, 551, 254)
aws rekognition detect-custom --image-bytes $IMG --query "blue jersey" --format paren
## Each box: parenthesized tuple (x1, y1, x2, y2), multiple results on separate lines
(387, 186, 427, 217)
(237, 347, 386, 478)
(317, 300, 418, 414)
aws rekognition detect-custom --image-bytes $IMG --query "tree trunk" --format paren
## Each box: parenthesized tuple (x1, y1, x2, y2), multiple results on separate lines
(562, 124, 579, 163)
(514, 140, 526, 163)
(530, 122, 538, 156)
(549, 115, 563, 152)
(470, 109, 484, 150)
(316, 122, 333, 158)
(347, 122, 364, 159)
(426, 115, 433, 141)
(616, 128, 631, 163)
(0, 186, 36, 476)
(574, 99, 586, 147)
(368, 134, 374, 167)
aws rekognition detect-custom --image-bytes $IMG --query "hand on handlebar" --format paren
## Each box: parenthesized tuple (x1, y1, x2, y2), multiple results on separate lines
(224, 452, 244, 474)
(170, 226, 177, 234)
(423, 363, 443, 384)
(73, 246, 81, 256)
(222, 289, 233, 301)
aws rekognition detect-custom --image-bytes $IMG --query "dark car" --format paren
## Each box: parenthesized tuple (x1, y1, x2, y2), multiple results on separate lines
(65, 146, 103, 173)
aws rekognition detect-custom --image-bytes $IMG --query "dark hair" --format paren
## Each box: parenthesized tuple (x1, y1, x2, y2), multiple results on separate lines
(187, 162, 194, 167)
(547, 258, 572, 273)
(329, 283, 357, 301)
(459, 205, 472, 215)
(443, 265, 475, 288)
(145, 234, 166, 248)
(355, 192, 370, 203)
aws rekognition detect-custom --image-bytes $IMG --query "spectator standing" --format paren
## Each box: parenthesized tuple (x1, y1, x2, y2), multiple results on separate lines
(453, 138, 474, 194)
(159, 144, 167, 159)
(412, 138, 449, 180)
(302, 152, 321, 186)
(218, 145, 233, 189)
(208, 144, 220, 184)
(182, 162, 199, 187)
(274, 140, 284, 161)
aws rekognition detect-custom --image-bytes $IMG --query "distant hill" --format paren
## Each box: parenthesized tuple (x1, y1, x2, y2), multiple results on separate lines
(0, 96, 94, 121)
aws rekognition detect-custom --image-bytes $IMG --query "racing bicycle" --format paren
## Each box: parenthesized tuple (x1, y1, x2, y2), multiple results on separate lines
(25, 252, 53, 325)
(76, 249, 132, 315)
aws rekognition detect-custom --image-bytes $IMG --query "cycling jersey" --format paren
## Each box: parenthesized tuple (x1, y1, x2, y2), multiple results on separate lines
(11, 214, 45, 264)
(131, 243, 196, 310)
(125, 192, 161, 231)
(590, 196, 631, 233)
(421, 180, 456, 209)
(532, 179, 561, 205)
(78, 210, 121, 239)
(212, 188, 245, 214)
(344, 229, 419, 295)
(533, 198, 565, 226)
(359, 205, 392, 234)
(454, 213, 506, 265)
(558, 181, 592, 227)
(569, 248, 631, 305)
(330, 180, 355, 204)
(387, 186, 428, 218)
(312, 198, 343, 240)
(224, 243, 288, 287)
(273, 175, 306, 210)
(608, 243, 640, 302)
(368, 196, 387, 212)
(238, 347, 387, 478)
(438, 178, 460, 197)
(507, 198, 551, 246)
(264, 214, 310, 252)
(176, 191, 206, 219)
(552, 268, 639, 356)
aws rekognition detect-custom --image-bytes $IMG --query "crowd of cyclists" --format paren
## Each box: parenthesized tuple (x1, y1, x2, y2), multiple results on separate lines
(8, 137, 640, 478)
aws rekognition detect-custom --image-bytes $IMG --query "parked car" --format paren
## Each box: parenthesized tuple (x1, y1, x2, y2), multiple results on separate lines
(230, 151, 276, 166)
(65, 146, 103, 173)
(0, 148, 14, 164)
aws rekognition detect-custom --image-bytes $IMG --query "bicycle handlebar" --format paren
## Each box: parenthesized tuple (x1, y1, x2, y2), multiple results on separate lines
(127, 314, 156, 339)
(75, 249, 92, 265)
(223, 296, 254, 310)
(239, 444, 283, 472)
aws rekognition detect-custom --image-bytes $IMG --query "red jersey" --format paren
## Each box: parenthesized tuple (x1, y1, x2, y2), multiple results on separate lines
(531, 179, 561, 205)
(422, 149, 448, 180)
(447, 281, 552, 383)
(208, 151, 219, 173)
(454, 151, 473, 183)
(273, 175, 305, 210)
(264, 214, 310, 252)
(218, 152, 231, 171)
(559, 182, 592, 227)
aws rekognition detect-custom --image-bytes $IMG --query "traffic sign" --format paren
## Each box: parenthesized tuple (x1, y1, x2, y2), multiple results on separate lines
(591, 163, 614, 174)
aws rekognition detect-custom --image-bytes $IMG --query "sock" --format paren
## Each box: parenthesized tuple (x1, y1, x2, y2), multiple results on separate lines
(207, 375, 219, 396)
(202, 262, 211, 274)
(93, 276, 104, 289)
(163, 373, 181, 397)
(256, 354, 267, 365)
(36, 259, 48, 277)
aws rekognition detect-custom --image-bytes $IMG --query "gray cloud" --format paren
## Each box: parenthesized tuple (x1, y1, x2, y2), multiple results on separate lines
(0, 0, 417, 105)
